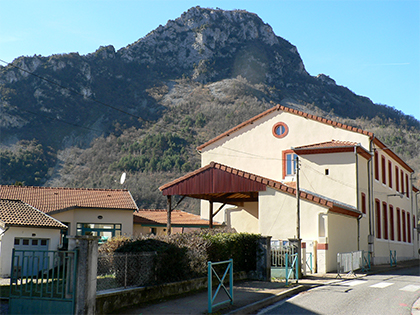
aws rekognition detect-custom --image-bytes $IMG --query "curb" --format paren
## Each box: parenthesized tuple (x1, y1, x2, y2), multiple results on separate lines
(412, 298, 420, 315)
(226, 285, 310, 315)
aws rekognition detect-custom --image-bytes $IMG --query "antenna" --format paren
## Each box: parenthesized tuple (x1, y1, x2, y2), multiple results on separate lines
(120, 172, 126, 185)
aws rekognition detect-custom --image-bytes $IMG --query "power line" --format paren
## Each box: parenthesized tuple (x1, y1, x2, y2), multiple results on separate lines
(20, 107, 103, 133)
(0, 58, 145, 121)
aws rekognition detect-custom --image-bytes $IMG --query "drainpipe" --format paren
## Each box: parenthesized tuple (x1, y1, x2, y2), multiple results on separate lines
(355, 145, 360, 250)
(0, 226, 9, 237)
(415, 190, 420, 251)
(368, 137, 375, 261)
(410, 172, 418, 254)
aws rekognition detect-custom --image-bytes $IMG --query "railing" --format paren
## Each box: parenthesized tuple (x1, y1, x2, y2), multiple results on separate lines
(271, 245, 299, 284)
(390, 250, 397, 267)
(9, 249, 77, 314)
(337, 250, 370, 278)
(285, 252, 299, 285)
(208, 259, 233, 313)
(271, 245, 296, 268)
(362, 251, 371, 272)
(305, 252, 313, 274)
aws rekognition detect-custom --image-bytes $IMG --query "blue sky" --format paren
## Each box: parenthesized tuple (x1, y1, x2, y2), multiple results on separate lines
(1, 0, 419, 121)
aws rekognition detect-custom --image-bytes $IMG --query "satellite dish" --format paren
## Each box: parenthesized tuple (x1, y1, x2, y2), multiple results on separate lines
(120, 172, 126, 185)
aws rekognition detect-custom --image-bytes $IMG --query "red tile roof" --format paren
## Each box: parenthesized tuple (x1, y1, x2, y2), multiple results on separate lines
(0, 199, 67, 229)
(0, 186, 138, 215)
(196, 104, 373, 151)
(133, 209, 220, 227)
(294, 140, 358, 149)
(196, 104, 413, 172)
(292, 140, 372, 160)
(160, 162, 361, 218)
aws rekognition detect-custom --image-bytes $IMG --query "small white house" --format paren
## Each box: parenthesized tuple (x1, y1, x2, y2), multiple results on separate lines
(0, 199, 67, 277)
(0, 186, 139, 276)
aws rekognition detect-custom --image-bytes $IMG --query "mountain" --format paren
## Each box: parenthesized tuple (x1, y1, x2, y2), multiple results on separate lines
(1, 7, 419, 210)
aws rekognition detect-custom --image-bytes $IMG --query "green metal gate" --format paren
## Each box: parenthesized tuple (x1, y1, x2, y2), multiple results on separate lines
(9, 249, 77, 315)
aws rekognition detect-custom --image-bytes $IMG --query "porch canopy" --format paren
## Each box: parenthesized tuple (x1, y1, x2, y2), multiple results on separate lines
(159, 162, 293, 232)
(159, 162, 288, 233)
(159, 161, 361, 234)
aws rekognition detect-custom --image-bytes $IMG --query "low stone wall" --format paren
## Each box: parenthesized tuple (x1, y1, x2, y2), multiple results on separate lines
(96, 271, 248, 314)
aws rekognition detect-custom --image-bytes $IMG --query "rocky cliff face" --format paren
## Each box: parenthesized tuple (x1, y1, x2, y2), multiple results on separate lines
(119, 7, 307, 84)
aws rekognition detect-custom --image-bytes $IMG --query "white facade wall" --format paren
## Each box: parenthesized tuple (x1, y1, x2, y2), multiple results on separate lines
(200, 111, 370, 181)
(53, 208, 134, 237)
(327, 213, 358, 271)
(299, 152, 358, 206)
(0, 227, 61, 277)
(371, 149, 418, 263)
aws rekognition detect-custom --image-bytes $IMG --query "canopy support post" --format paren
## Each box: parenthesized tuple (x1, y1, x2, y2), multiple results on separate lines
(167, 195, 172, 235)
(209, 200, 214, 229)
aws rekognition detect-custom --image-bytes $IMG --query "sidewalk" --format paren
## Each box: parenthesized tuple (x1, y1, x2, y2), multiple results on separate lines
(113, 259, 420, 315)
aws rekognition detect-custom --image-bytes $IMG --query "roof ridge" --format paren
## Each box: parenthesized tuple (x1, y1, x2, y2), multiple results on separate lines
(0, 185, 128, 192)
(196, 104, 374, 151)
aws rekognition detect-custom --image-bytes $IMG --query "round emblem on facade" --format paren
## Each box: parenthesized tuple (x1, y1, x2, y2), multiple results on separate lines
(272, 122, 288, 138)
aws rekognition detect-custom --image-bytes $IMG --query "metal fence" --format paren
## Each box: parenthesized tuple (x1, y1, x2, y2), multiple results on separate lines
(97, 252, 157, 291)
(337, 250, 370, 277)
(271, 243, 298, 282)
(207, 259, 233, 314)
(9, 249, 77, 315)
(271, 245, 296, 268)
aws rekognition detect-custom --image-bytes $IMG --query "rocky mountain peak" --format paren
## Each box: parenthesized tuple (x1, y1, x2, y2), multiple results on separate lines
(118, 6, 307, 84)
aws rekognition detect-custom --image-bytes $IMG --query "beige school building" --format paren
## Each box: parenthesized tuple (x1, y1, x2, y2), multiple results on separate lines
(161, 104, 419, 273)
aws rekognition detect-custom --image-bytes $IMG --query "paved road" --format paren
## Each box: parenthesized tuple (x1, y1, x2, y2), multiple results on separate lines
(258, 266, 420, 315)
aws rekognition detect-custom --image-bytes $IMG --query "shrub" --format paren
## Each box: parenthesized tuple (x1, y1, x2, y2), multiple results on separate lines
(203, 232, 261, 272)
(99, 228, 261, 285)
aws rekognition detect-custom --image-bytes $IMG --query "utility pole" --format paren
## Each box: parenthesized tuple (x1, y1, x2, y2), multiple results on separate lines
(289, 155, 302, 280)
(296, 155, 300, 240)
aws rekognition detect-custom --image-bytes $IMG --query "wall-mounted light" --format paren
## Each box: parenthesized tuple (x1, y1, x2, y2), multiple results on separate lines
(387, 193, 403, 199)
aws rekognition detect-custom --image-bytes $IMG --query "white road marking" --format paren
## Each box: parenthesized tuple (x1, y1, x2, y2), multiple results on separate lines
(340, 280, 366, 286)
(399, 285, 420, 292)
(370, 282, 394, 288)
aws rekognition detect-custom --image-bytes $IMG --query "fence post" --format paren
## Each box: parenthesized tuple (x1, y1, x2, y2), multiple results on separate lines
(285, 252, 289, 286)
(208, 262, 212, 313)
(125, 253, 128, 288)
(255, 236, 271, 281)
(68, 235, 100, 315)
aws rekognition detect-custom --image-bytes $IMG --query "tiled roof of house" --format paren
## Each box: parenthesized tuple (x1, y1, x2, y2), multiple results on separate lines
(133, 209, 220, 227)
(160, 162, 361, 218)
(196, 104, 413, 172)
(0, 186, 138, 215)
(292, 140, 372, 160)
(0, 199, 67, 229)
(294, 140, 358, 149)
(196, 104, 373, 151)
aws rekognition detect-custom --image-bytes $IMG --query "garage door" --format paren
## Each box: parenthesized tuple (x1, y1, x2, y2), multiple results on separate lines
(13, 238, 49, 276)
